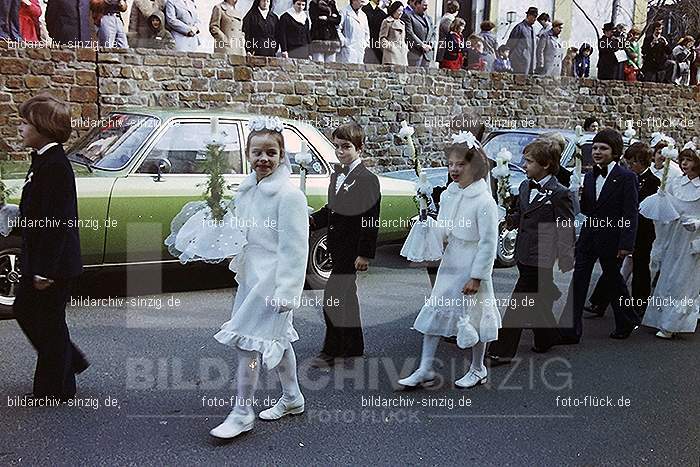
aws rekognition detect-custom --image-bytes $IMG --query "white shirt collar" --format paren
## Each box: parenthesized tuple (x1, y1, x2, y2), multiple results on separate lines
(346, 157, 362, 174)
(36, 142, 58, 155)
(533, 174, 551, 187)
(680, 175, 700, 187)
(259, 7, 269, 19)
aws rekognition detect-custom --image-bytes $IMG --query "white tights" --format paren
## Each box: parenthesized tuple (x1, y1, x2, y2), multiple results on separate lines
(232, 346, 301, 417)
(417, 335, 487, 374)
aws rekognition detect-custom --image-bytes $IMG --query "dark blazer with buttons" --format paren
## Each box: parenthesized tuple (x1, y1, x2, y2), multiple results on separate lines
(19, 144, 82, 280)
(578, 163, 639, 257)
(509, 176, 575, 270)
(311, 162, 381, 270)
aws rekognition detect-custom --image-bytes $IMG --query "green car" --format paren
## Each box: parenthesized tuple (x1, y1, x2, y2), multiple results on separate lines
(0, 109, 417, 316)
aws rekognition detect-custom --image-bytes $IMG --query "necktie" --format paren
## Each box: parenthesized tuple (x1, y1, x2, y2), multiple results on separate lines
(593, 164, 609, 178)
(334, 164, 348, 176)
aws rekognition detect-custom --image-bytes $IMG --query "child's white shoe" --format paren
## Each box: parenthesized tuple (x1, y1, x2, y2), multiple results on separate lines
(259, 395, 305, 421)
(455, 369, 488, 389)
(397, 368, 436, 388)
(209, 411, 255, 439)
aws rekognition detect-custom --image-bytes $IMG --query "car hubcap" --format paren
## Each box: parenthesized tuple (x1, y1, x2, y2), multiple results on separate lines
(313, 236, 332, 280)
(0, 250, 21, 306)
(498, 226, 517, 264)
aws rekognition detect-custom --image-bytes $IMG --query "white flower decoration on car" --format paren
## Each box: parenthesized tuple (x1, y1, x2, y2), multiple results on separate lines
(399, 120, 415, 138)
(451, 131, 479, 148)
(294, 141, 313, 167)
(661, 144, 679, 161)
(248, 116, 284, 133)
(496, 147, 512, 163)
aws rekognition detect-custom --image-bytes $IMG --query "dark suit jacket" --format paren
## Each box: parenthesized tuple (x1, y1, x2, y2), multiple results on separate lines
(578, 163, 639, 257)
(46, 0, 91, 44)
(19, 144, 82, 280)
(311, 162, 380, 270)
(636, 168, 660, 251)
(509, 177, 575, 270)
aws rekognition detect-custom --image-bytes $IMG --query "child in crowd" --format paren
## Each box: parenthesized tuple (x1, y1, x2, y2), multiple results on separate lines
(493, 45, 512, 72)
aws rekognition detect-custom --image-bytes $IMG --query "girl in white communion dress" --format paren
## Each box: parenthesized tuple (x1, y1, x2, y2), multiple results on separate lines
(398, 135, 501, 389)
(209, 117, 309, 439)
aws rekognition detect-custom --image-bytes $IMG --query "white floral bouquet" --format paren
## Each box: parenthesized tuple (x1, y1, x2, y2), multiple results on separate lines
(640, 140, 680, 223)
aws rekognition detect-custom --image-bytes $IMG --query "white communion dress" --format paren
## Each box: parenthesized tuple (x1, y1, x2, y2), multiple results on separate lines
(642, 175, 700, 333)
(214, 165, 309, 369)
(412, 178, 502, 346)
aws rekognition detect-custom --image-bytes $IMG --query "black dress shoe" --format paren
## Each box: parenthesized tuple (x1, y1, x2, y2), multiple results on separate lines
(610, 325, 638, 340)
(310, 354, 335, 368)
(531, 345, 552, 354)
(583, 304, 605, 318)
(485, 354, 512, 366)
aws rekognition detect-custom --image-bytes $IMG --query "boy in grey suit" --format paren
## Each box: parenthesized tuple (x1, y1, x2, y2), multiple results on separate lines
(487, 138, 575, 364)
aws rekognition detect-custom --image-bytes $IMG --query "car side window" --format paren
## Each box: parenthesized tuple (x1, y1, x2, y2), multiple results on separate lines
(137, 121, 243, 175)
(282, 128, 327, 175)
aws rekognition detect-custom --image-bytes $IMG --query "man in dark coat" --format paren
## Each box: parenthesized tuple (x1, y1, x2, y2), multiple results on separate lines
(506, 6, 537, 74)
(362, 0, 387, 64)
(14, 93, 88, 400)
(0, 0, 21, 41)
(641, 21, 674, 83)
(46, 0, 92, 45)
(597, 22, 622, 80)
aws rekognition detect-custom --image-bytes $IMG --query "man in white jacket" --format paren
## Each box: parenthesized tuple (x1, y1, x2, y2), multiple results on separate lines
(337, 0, 370, 64)
(536, 19, 564, 76)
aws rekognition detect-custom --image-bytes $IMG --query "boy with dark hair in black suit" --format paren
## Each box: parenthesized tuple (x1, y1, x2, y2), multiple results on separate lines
(14, 93, 88, 400)
(310, 122, 381, 368)
(560, 128, 640, 342)
(487, 138, 575, 365)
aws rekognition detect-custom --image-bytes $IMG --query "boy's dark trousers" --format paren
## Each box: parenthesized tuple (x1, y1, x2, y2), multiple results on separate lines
(321, 262, 364, 358)
(13, 277, 88, 400)
(489, 263, 561, 358)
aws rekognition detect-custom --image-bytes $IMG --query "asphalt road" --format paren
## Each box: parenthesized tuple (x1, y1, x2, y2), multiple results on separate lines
(1, 245, 698, 466)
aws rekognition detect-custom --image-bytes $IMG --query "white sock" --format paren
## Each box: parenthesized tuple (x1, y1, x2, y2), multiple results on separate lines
(418, 334, 440, 373)
(470, 342, 487, 374)
(233, 349, 261, 417)
(276, 346, 302, 402)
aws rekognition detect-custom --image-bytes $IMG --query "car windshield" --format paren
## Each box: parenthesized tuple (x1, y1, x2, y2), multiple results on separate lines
(67, 114, 159, 170)
(482, 133, 539, 168)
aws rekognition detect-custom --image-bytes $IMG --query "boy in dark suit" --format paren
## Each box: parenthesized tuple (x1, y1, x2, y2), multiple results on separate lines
(310, 123, 381, 367)
(622, 142, 660, 315)
(559, 129, 640, 342)
(487, 138, 575, 365)
(14, 93, 88, 400)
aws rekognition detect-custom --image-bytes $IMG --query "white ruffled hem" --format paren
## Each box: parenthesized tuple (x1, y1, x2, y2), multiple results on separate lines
(412, 304, 501, 345)
(213, 328, 299, 370)
(400, 219, 444, 262)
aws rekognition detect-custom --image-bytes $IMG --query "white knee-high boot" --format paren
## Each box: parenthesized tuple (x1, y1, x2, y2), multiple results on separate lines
(209, 349, 260, 438)
(398, 334, 440, 387)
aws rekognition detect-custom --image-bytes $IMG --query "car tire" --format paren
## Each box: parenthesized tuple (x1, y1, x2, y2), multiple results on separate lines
(306, 228, 332, 290)
(496, 221, 517, 268)
(0, 236, 22, 318)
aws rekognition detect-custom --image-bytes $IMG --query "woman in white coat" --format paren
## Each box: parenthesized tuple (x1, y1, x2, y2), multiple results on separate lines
(164, 0, 200, 51)
(398, 134, 501, 389)
(209, 117, 309, 439)
(642, 146, 700, 339)
(337, 0, 370, 64)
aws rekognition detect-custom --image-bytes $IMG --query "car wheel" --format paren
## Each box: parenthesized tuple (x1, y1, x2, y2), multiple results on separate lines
(496, 221, 517, 268)
(306, 228, 332, 289)
(0, 236, 22, 318)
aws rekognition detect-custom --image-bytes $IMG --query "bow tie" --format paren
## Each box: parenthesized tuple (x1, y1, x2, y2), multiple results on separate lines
(593, 164, 609, 178)
(334, 164, 348, 176)
(529, 180, 544, 192)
